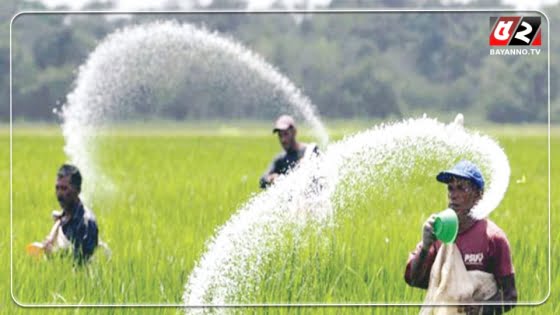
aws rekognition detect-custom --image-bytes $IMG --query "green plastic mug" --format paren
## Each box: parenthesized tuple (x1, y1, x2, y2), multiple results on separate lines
(433, 208, 459, 243)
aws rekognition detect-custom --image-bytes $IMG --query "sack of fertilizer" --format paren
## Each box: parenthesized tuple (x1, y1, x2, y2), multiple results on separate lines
(420, 243, 498, 315)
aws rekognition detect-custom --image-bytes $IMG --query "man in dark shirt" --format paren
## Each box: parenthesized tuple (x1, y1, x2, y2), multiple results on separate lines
(43, 164, 98, 264)
(259, 115, 319, 189)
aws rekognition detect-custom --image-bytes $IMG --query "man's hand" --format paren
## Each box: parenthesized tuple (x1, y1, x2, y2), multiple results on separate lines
(463, 305, 481, 315)
(422, 214, 437, 250)
(266, 173, 279, 185)
(52, 210, 63, 222)
(42, 239, 54, 254)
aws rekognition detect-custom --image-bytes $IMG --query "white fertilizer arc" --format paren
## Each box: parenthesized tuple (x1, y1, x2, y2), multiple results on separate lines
(183, 117, 510, 309)
(60, 21, 329, 201)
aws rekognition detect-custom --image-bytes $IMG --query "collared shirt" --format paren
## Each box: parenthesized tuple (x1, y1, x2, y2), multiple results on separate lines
(259, 143, 320, 189)
(404, 218, 514, 289)
(60, 201, 98, 263)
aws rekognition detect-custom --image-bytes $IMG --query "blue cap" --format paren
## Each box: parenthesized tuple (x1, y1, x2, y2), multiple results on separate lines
(436, 160, 485, 191)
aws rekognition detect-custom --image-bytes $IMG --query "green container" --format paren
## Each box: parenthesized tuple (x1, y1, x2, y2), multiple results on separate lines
(433, 208, 459, 243)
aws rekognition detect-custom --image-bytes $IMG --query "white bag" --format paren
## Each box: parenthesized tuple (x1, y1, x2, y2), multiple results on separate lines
(420, 244, 498, 315)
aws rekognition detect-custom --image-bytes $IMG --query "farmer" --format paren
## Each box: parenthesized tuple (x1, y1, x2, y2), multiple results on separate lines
(404, 160, 517, 314)
(259, 115, 319, 189)
(42, 164, 98, 264)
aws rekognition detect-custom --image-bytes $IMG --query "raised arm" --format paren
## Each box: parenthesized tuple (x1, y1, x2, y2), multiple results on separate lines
(404, 215, 437, 288)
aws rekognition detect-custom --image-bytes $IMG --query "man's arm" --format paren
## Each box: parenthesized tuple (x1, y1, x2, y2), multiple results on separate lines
(478, 228, 517, 314)
(42, 219, 63, 254)
(404, 215, 437, 288)
(259, 155, 282, 189)
(480, 274, 517, 315)
(405, 242, 437, 288)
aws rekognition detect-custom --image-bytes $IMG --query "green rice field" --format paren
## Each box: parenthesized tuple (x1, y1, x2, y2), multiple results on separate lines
(1, 122, 558, 314)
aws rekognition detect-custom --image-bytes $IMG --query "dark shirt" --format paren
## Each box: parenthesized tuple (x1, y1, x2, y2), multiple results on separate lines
(61, 201, 98, 263)
(259, 143, 319, 189)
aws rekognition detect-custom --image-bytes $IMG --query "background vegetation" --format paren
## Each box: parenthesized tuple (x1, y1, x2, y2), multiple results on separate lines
(2, 0, 558, 123)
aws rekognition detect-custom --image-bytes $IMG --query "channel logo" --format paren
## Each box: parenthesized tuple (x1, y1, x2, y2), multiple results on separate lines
(489, 16, 541, 46)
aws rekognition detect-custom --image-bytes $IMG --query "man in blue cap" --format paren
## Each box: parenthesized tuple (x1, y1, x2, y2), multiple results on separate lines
(405, 160, 517, 314)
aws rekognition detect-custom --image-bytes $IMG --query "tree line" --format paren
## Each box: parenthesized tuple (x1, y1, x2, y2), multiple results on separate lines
(2, 0, 558, 123)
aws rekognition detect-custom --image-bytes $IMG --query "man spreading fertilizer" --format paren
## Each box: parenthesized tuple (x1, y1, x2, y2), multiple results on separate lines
(404, 160, 517, 314)
(28, 164, 99, 264)
(259, 115, 320, 189)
